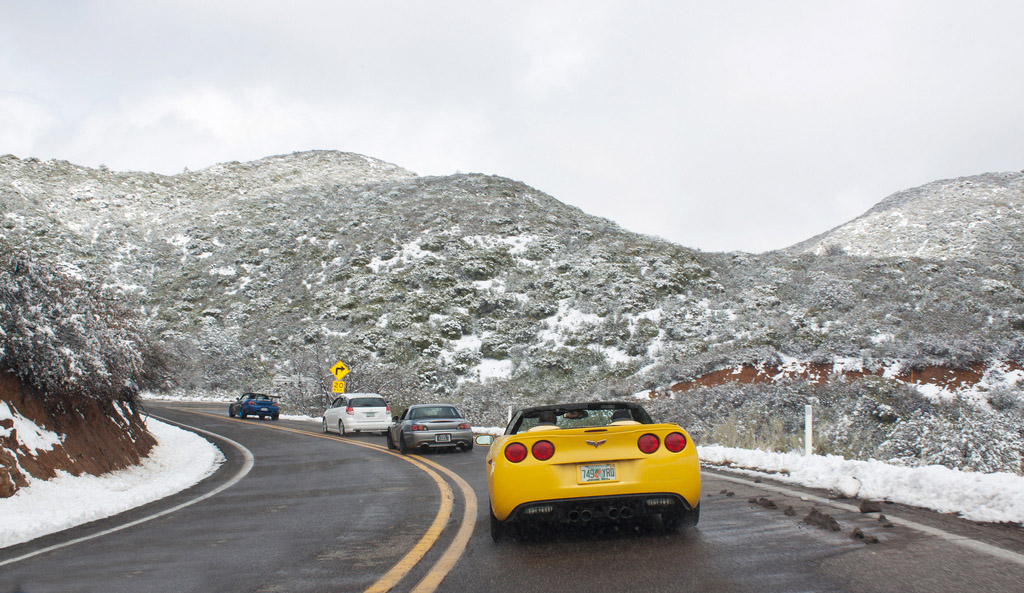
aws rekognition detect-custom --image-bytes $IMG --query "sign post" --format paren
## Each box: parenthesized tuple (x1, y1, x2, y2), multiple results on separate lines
(804, 404, 813, 456)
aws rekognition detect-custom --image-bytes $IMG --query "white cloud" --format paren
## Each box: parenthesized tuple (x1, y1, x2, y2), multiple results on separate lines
(57, 85, 492, 176)
(2, 1, 1023, 252)
(514, 2, 615, 100)
(0, 93, 57, 156)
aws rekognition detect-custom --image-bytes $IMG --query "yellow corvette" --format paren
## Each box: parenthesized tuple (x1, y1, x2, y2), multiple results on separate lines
(478, 401, 700, 540)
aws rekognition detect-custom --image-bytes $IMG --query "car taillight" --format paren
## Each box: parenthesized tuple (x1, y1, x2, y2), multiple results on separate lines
(386, 405, 391, 414)
(411, 424, 427, 431)
(504, 442, 528, 463)
(458, 423, 470, 430)
(665, 432, 687, 452)
(532, 440, 555, 461)
(638, 433, 660, 454)
(346, 406, 354, 415)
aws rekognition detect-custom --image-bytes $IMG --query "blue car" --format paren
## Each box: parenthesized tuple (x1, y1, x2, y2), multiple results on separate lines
(229, 392, 280, 420)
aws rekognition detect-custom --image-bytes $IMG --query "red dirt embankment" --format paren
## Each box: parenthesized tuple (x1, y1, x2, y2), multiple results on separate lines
(0, 371, 155, 498)
(666, 362, 1024, 394)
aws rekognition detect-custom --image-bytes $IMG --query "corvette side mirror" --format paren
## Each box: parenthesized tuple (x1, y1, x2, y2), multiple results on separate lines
(475, 435, 495, 446)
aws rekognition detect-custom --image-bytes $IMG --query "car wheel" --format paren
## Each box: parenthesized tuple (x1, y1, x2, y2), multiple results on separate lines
(322, 418, 329, 433)
(398, 431, 408, 454)
(228, 408, 235, 418)
(489, 506, 505, 542)
(259, 415, 265, 420)
(239, 411, 247, 419)
(386, 430, 396, 450)
(338, 421, 346, 436)
(271, 414, 279, 421)
(463, 441, 474, 452)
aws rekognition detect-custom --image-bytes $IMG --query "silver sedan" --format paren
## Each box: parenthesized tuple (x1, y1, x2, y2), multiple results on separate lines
(387, 404, 474, 454)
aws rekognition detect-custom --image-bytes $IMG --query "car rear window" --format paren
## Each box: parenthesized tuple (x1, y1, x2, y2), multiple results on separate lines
(409, 406, 460, 419)
(349, 397, 386, 408)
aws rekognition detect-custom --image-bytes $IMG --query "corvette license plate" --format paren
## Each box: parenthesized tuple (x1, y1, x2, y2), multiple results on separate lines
(260, 407, 269, 412)
(579, 464, 617, 483)
(435, 433, 451, 443)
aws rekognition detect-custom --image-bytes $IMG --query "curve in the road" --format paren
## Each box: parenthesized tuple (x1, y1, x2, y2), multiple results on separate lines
(0, 417, 255, 569)
(384, 446, 477, 593)
(352, 444, 454, 593)
(189, 410, 478, 593)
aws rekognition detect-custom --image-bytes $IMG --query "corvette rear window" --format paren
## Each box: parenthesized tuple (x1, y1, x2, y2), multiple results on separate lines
(510, 406, 652, 434)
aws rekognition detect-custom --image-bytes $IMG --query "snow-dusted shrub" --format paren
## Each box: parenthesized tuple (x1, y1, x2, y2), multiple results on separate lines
(814, 378, 932, 459)
(458, 248, 511, 281)
(878, 409, 1024, 475)
(0, 244, 161, 408)
(450, 350, 480, 375)
(480, 335, 512, 359)
(439, 317, 465, 339)
(984, 384, 1023, 413)
(806, 273, 856, 312)
(709, 413, 803, 452)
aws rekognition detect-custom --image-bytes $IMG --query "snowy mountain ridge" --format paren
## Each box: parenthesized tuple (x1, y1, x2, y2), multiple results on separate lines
(787, 171, 1024, 260)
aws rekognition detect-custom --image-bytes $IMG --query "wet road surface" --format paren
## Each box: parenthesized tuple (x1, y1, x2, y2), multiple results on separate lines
(3, 401, 1022, 593)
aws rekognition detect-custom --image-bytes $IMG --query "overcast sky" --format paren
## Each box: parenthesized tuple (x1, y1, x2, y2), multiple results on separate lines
(3, 1, 1023, 253)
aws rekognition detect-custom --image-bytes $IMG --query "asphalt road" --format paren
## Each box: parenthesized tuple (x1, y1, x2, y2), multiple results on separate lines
(2, 401, 1023, 593)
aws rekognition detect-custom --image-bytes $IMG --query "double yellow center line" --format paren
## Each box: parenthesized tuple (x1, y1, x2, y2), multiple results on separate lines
(184, 410, 477, 593)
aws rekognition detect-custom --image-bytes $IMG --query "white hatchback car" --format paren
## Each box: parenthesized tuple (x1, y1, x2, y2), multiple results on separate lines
(322, 393, 390, 436)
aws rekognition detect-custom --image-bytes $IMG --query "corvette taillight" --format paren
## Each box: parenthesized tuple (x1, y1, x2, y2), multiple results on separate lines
(532, 440, 555, 461)
(505, 442, 528, 463)
(458, 423, 470, 430)
(411, 424, 427, 431)
(638, 433, 660, 454)
(665, 432, 687, 452)
(346, 406, 354, 415)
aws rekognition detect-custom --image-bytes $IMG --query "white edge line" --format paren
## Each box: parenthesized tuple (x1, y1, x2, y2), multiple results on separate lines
(708, 469, 1024, 568)
(0, 417, 254, 568)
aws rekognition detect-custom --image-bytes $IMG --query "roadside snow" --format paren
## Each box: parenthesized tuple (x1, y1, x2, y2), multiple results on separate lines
(5, 408, 1023, 553)
(0, 419, 223, 549)
(701, 445, 1024, 524)
(0, 401, 62, 452)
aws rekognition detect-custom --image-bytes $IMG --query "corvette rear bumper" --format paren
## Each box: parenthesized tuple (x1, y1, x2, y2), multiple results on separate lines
(505, 492, 693, 524)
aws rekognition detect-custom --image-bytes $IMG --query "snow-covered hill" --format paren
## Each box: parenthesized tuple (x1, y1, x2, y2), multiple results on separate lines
(787, 171, 1024, 260)
(3, 151, 1023, 476)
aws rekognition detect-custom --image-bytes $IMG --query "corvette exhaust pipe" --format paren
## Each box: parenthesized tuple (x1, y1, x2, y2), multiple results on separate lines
(568, 510, 581, 523)
(580, 510, 593, 522)
(607, 507, 620, 519)
(621, 507, 634, 519)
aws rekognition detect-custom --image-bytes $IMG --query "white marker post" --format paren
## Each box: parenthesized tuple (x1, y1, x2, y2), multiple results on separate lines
(804, 404, 813, 456)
